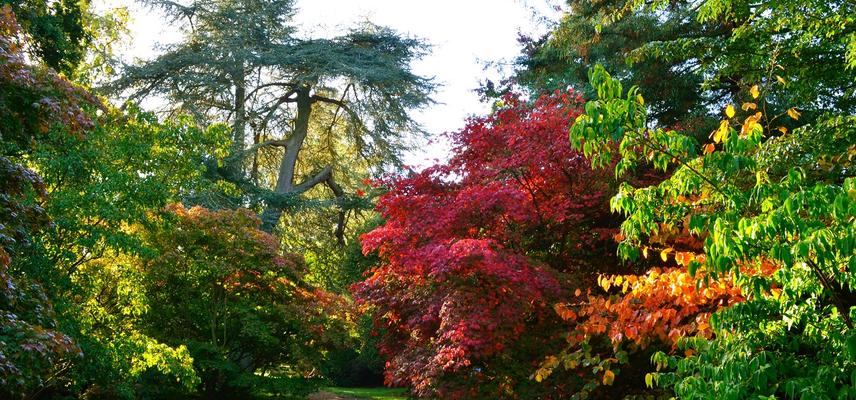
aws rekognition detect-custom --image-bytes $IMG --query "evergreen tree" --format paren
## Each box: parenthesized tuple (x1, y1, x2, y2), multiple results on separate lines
(111, 0, 434, 233)
(511, 0, 856, 137)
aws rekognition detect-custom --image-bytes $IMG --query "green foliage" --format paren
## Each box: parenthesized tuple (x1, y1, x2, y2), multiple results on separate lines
(1, 0, 89, 74)
(513, 0, 856, 143)
(110, 0, 433, 234)
(512, 0, 705, 128)
(235, 375, 326, 399)
(0, 3, 399, 398)
(561, 4, 856, 399)
(321, 311, 385, 388)
(17, 106, 225, 396)
(139, 205, 354, 398)
(34, 107, 224, 271)
(572, 61, 856, 398)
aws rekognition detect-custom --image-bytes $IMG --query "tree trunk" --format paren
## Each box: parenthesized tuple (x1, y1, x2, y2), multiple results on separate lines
(224, 71, 247, 181)
(232, 74, 247, 154)
(260, 86, 313, 231)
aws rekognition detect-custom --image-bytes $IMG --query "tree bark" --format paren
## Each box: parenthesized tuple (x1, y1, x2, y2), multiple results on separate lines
(261, 86, 313, 231)
(259, 86, 350, 233)
(232, 73, 247, 155)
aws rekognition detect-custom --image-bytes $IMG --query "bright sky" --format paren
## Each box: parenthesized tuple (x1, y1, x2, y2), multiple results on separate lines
(98, 0, 562, 167)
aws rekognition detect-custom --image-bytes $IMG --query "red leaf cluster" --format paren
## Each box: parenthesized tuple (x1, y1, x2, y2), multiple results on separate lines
(354, 91, 618, 398)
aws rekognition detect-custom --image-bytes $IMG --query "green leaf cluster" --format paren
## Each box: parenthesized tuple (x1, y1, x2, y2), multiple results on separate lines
(572, 61, 856, 400)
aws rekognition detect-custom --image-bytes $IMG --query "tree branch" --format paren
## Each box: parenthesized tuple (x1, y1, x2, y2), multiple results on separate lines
(225, 139, 289, 166)
(256, 90, 298, 132)
(244, 82, 297, 101)
(293, 165, 334, 193)
(806, 258, 854, 329)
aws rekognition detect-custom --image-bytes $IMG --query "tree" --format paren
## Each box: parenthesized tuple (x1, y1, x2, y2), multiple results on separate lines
(110, 0, 434, 232)
(520, 1, 856, 394)
(1, 0, 89, 75)
(354, 91, 623, 398)
(1, 6, 219, 396)
(28, 107, 224, 398)
(509, 0, 856, 140)
(0, 8, 89, 396)
(510, 0, 706, 129)
(140, 204, 353, 398)
(0, 7, 153, 398)
(569, 59, 855, 397)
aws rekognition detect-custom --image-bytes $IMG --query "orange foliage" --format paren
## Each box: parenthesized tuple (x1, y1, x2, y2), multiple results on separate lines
(576, 267, 743, 349)
(537, 251, 781, 395)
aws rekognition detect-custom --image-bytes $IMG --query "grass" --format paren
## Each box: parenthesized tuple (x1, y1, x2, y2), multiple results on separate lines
(323, 387, 409, 400)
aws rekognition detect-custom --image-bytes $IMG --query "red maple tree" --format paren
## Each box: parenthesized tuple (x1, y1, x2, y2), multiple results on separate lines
(354, 91, 619, 398)
(354, 89, 747, 398)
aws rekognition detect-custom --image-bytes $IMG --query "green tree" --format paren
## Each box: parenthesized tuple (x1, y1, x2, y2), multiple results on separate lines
(27, 107, 222, 397)
(570, 59, 855, 400)
(1, 0, 90, 75)
(556, 0, 856, 396)
(511, 0, 705, 128)
(140, 204, 353, 398)
(110, 0, 434, 232)
(576, 62, 856, 400)
(511, 0, 856, 139)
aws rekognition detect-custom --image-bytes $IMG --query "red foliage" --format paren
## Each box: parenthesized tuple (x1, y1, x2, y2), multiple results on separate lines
(0, 8, 93, 394)
(354, 91, 619, 398)
(0, 5, 99, 143)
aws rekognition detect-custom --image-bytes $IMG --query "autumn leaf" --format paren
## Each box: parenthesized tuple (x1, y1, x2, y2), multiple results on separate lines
(750, 84, 760, 99)
(741, 102, 756, 111)
(787, 107, 801, 120)
(713, 120, 729, 143)
(740, 112, 763, 137)
(603, 369, 615, 385)
(703, 143, 715, 154)
(675, 252, 693, 266)
(725, 104, 735, 118)
(660, 248, 673, 262)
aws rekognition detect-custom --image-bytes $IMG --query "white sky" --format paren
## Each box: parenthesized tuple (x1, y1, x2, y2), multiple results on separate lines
(96, 0, 562, 167)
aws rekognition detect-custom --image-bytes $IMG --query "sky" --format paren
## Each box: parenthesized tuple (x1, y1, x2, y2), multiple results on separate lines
(96, 0, 563, 167)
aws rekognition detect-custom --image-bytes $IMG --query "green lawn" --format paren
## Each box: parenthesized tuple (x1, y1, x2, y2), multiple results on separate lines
(323, 387, 409, 400)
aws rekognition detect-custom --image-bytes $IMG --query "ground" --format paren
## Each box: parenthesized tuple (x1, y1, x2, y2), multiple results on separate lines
(307, 387, 409, 400)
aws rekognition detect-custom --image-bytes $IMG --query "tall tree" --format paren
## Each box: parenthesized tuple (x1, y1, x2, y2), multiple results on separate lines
(561, 0, 856, 394)
(511, 0, 706, 128)
(110, 0, 434, 232)
(509, 0, 856, 139)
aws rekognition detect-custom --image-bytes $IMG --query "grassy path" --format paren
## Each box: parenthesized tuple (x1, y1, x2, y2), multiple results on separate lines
(307, 387, 409, 400)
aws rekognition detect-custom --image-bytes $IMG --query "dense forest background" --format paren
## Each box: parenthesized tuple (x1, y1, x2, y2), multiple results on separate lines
(1, 0, 854, 399)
